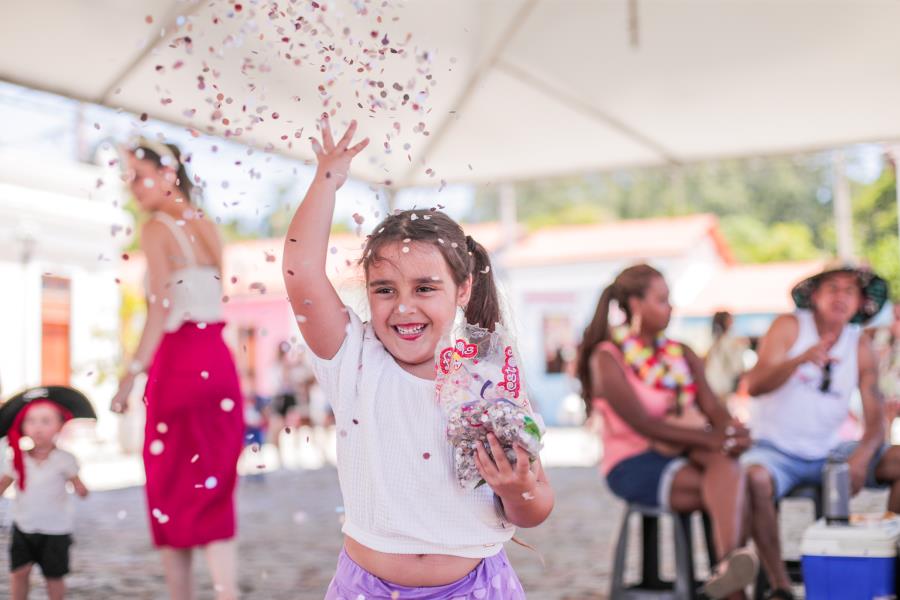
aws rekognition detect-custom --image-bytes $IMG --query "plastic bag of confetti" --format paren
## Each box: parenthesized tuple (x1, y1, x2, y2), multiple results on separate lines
(435, 322, 544, 489)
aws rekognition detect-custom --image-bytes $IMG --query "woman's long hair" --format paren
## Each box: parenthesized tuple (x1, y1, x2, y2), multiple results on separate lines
(576, 264, 662, 413)
(133, 142, 197, 205)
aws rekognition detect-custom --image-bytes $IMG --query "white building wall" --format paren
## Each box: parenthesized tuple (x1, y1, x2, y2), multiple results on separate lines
(0, 151, 127, 442)
(0, 261, 32, 394)
(499, 238, 727, 425)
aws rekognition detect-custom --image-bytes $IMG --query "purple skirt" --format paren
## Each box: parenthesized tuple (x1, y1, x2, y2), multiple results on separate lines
(324, 549, 526, 599)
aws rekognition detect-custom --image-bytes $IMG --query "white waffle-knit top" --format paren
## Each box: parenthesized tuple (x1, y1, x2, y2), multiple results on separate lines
(308, 307, 514, 558)
(150, 213, 223, 332)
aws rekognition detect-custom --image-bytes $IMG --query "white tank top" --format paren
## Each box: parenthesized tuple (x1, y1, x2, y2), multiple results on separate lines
(750, 310, 860, 459)
(150, 213, 224, 332)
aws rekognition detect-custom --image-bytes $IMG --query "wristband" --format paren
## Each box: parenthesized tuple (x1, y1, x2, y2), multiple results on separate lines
(127, 360, 145, 376)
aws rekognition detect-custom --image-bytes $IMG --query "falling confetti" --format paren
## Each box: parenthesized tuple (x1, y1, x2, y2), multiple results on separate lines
(151, 508, 170, 524)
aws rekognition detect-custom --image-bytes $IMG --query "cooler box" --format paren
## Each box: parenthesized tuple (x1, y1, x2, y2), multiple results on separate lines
(801, 516, 900, 600)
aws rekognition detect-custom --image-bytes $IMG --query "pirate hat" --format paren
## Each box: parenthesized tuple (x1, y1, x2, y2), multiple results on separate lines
(0, 386, 96, 438)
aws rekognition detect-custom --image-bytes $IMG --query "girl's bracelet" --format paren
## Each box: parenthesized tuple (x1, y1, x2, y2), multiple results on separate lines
(127, 359, 145, 376)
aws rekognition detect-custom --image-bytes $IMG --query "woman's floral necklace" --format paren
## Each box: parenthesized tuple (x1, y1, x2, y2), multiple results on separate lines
(612, 325, 696, 411)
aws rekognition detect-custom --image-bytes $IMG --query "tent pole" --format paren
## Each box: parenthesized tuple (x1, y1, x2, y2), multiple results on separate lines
(888, 146, 900, 266)
(832, 150, 854, 261)
(382, 187, 396, 213)
(883, 146, 900, 266)
(500, 183, 518, 251)
(895, 151, 900, 268)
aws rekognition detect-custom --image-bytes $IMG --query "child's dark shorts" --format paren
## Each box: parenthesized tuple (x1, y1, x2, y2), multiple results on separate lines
(10, 524, 72, 578)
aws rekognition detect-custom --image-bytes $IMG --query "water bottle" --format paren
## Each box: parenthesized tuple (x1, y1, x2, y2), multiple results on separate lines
(823, 458, 851, 525)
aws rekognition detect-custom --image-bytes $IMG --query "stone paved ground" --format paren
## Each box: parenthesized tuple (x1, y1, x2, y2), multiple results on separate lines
(0, 466, 887, 599)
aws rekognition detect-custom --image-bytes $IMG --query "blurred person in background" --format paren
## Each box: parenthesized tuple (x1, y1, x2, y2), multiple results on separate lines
(110, 139, 243, 600)
(269, 341, 317, 466)
(742, 264, 900, 600)
(578, 264, 757, 600)
(875, 303, 900, 441)
(705, 311, 749, 407)
(239, 369, 269, 481)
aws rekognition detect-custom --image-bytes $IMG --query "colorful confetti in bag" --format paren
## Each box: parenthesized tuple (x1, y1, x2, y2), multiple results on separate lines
(435, 321, 543, 489)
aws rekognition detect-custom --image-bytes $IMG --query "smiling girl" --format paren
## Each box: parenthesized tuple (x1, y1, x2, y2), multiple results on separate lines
(282, 117, 553, 599)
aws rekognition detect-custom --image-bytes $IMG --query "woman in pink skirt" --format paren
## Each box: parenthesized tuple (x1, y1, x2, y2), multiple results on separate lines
(111, 138, 244, 600)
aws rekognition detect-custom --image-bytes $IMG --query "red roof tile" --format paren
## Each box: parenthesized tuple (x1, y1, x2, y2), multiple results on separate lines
(502, 214, 734, 267)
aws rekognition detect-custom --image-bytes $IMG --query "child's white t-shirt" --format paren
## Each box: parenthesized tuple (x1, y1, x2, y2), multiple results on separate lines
(2, 448, 79, 534)
(309, 307, 515, 558)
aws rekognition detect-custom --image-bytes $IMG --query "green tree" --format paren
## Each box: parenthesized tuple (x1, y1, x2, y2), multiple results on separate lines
(469, 152, 838, 263)
(852, 163, 900, 299)
(720, 216, 821, 263)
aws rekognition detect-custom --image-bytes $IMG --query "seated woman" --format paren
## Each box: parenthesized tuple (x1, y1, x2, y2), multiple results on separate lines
(577, 264, 757, 600)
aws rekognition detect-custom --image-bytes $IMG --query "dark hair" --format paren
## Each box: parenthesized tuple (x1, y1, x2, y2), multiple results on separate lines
(576, 264, 663, 411)
(133, 142, 196, 204)
(712, 311, 732, 339)
(360, 209, 501, 331)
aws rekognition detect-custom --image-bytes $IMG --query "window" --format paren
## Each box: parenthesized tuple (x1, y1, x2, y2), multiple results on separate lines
(543, 314, 575, 374)
(41, 276, 71, 385)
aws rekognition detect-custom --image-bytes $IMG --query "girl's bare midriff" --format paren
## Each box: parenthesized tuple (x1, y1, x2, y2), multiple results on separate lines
(344, 536, 482, 587)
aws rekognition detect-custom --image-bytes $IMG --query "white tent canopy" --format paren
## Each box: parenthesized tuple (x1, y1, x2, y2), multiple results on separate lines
(3, 0, 900, 187)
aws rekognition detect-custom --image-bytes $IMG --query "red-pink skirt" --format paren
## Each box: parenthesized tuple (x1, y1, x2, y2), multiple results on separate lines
(142, 321, 244, 548)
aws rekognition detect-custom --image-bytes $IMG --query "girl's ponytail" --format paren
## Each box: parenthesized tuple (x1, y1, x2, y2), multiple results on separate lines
(464, 235, 501, 332)
(576, 284, 616, 410)
(575, 263, 663, 413)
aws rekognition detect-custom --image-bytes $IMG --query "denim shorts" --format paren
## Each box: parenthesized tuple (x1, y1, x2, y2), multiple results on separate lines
(605, 451, 688, 509)
(740, 439, 889, 499)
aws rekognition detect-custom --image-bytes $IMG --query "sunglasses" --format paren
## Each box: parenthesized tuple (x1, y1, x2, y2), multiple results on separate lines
(820, 361, 833, 393)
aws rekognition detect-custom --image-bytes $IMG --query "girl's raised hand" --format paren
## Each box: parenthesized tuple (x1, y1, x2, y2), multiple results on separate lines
(310, 116, 369, 189)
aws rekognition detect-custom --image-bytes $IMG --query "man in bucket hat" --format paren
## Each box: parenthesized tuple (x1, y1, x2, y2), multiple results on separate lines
(740, 263, 900, 599)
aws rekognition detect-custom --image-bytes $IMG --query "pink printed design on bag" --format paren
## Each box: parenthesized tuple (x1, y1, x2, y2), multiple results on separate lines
(500, 346, 520, 399)
(438, 339, 479, 374)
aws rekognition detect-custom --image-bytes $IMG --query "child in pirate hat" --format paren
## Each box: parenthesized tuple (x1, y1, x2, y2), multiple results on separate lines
(0, 386, 95, 600)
